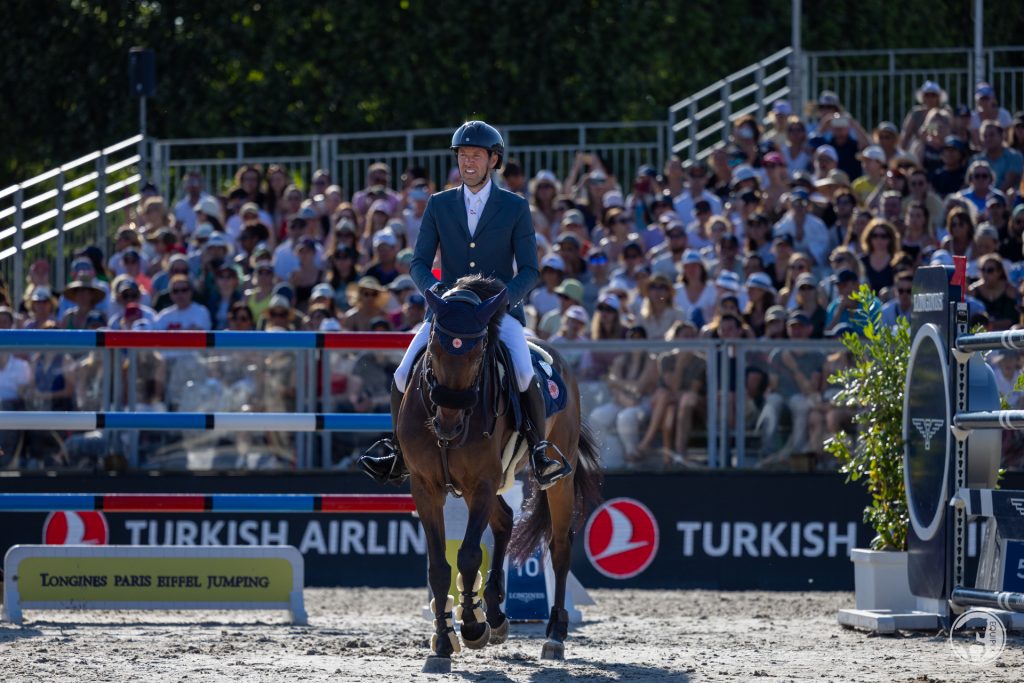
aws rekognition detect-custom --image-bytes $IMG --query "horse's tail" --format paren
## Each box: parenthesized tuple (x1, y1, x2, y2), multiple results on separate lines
(509, 423, 604, 565)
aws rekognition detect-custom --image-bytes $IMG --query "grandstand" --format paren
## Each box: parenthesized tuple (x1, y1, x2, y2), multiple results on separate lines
(0, 45, 1023, 474)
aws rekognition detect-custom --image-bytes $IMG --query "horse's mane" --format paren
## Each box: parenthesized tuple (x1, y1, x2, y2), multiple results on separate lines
(450, 274, 506, 344)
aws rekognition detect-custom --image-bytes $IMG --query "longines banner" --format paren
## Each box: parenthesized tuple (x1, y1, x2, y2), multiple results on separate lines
(2, 472, 1015, 590)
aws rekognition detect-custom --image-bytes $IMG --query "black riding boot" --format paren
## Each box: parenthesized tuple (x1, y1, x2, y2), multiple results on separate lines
(358, 382, 409, 485)
(522, 381, 572, 489)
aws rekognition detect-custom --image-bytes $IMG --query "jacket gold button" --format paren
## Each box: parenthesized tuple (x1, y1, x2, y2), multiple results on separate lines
(469, 261, 476, 268)
(469, 242, 476, 248)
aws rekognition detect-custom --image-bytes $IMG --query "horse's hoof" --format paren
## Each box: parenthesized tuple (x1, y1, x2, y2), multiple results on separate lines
(488, 616, 509, 644)
(540, 638, 564, 660)
(422, 655, 452, 674)
(461, 621, 490, 650)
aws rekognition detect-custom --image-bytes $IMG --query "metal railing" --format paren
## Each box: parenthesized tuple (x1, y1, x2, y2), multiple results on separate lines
(0, 136, 145, 305)
(668, 47, 794, 160)
(151, 121, 667, 203)
(804, 47, 1024, 129)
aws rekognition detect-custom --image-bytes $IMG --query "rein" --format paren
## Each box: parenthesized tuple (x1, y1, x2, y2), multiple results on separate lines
(419, 321, 491, 498)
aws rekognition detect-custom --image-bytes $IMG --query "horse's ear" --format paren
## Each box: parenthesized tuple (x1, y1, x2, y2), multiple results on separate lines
(425, 286, 445, 316)
(476, 288, 508, 324)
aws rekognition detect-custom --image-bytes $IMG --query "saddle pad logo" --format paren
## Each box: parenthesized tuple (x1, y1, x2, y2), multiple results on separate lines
(452, 338, 463, 349)
(585, 498, 659, 579)
(547, 379, 560, 399)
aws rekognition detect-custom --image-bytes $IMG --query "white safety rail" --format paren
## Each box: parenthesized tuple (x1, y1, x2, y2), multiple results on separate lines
(0, 136, 145, 304)
(668, 47, 794, 161)
(151, 122, 667, 203)
(804, 47, 1024, 130)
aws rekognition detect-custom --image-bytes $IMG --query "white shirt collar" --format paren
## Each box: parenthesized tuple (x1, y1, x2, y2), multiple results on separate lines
(464, 178, 492, 209)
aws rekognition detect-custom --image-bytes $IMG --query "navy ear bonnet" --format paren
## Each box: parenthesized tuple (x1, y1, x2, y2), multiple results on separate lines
(425, 287, 507, 356)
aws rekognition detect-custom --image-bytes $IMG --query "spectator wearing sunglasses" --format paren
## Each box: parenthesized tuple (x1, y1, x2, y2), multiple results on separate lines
(969, 253, 1018, 331)
(970, 121, 1023, 192)
(955, 160, 1006, 220)
(154, 275, 211, 331)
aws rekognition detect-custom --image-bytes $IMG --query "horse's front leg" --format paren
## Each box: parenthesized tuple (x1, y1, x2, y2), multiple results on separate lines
(411, 478, 459, 674)
(542, 477, 575, 660)
(456, 484, 496, 650)
(483, 495, 514, 644)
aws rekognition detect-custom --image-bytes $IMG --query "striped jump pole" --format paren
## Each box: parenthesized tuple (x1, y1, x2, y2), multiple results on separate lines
(951, 587, 1024, 613)
(0, 493, 415, 514)
(956, 330, 1024, 353)
(0, 329, 415, 351)
(953, 410, 1024, 431)
(0, 412, 391, 432)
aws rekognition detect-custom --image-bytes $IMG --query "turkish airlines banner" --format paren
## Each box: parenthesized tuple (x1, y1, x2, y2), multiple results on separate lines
(5, 472, 1011, 590)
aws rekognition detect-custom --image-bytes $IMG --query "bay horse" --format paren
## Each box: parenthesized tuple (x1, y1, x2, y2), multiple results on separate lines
(399, 274, 602, 674)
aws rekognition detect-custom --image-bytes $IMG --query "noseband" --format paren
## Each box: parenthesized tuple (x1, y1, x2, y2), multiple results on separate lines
(422, 320, 488, 449)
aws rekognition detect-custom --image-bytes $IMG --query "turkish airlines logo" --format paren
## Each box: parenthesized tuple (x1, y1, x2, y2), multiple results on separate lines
(43, 511, 109, 545)
(912, 418, 944, 450)
(584, 498, 659, 579)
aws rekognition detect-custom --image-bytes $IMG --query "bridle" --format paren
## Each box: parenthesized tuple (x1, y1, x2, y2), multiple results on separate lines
(420, 318, 489, 450)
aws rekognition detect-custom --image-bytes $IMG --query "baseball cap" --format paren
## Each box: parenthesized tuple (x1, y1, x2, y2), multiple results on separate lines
(818, 90, 840, 107)
(976, 82, 995, 98)
(194, 196, 221, 218)
(815, 145, 839, 162)
(943, 135, 969, 153)
(789, 188, 811, 203)
(297, 205, 318, 221)
(562, 209, 586, 226)
(240, 201, 260, 216)
(765, 305, 788, 323)
(715, 271, 741, 292)
(763, 151, 785, 166)
(597, 294, 621, 311)
(836, 269, 859, 285)
(553, 279, 584, 304)
(541, 253, 566, 271)
(682, 249, 704, 266)
(319, 318, 342, 332)
(730, 165, 759, 189)
(788, 311, 812, 326)
(311, 283, 336, 300)
(388, 274, 416, 292)
(193, 223, 214, 240)
(877, 121, 899, 135)
(29, 286, 54, 302)
(773, 233, 795, 248)
(796, 272, 818, 289)
(986, 194, 1008, 208)
(815, 169, 851, 188)
(771, 100, 792, 115)
(858, 145, 887, 163)
(745, 272, 776, 294)
(372, 230, 398, 249)
(564, 305, 589, 325)
(556, 232, 581, 249)
(954, 105, 972, 117)
(335, 218, 357, 234)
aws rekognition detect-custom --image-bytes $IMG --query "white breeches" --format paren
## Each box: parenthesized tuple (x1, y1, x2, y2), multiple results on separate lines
(394, 315, 534, 393)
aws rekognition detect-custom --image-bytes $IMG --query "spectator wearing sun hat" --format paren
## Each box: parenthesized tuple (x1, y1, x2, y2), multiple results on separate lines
(900, 80, 950, 150)
(60, 279, 106, 330)
(537, 278, 584, 340)
(341, 276, 391, 332)
(851, 145, 888, 207)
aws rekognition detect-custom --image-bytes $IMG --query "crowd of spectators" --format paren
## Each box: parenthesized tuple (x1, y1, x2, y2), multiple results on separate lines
(1, 81, 1023, 471)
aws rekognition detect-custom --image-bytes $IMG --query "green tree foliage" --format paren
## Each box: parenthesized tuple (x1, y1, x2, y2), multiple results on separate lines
(824, 285, 911, 551)
(2, 1, 1021, 187)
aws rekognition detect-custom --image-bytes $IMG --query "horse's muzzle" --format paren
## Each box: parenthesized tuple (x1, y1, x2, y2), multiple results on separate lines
(432, 409, 467, 442)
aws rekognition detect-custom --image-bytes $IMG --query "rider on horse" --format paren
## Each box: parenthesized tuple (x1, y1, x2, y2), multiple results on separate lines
(359, 120, 572, 489)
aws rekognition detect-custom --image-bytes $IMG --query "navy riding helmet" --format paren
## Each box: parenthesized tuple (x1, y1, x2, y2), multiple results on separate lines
(450, 121, 505, 169)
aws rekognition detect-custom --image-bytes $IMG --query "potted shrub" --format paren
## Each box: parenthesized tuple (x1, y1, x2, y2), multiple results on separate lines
(824, 286, 914, 611)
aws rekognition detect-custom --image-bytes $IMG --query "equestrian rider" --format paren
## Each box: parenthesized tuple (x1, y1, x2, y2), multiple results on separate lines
(359, 120, 572, 488)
